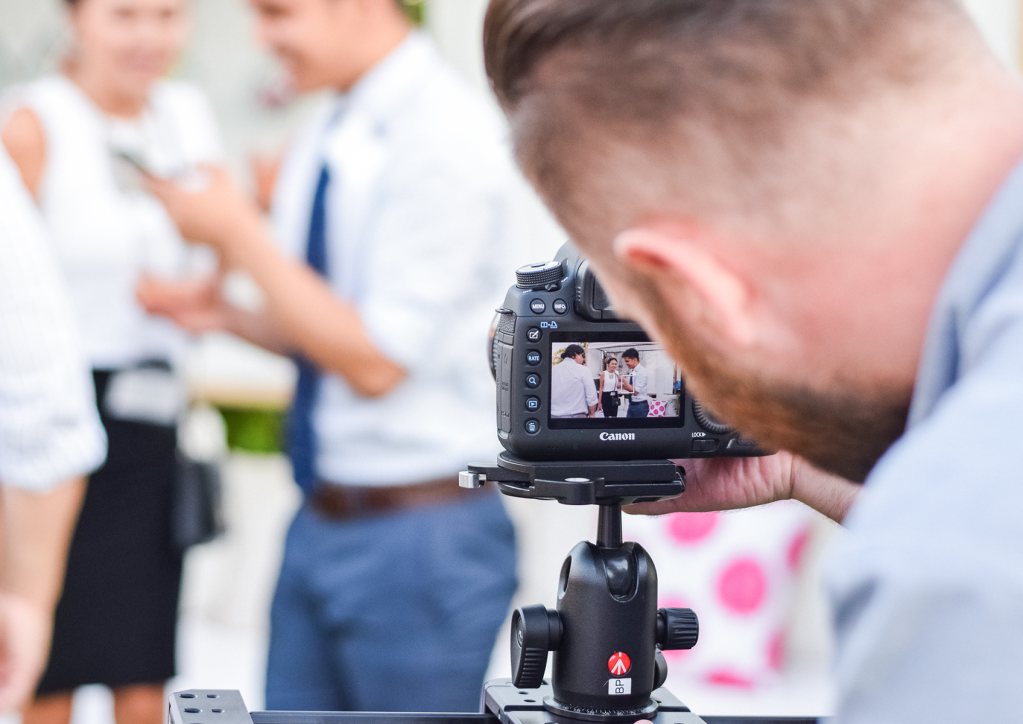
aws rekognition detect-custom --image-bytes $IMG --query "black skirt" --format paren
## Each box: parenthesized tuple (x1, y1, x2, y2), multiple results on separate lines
(601, 391, 620, 419)
(36, 371, 182, 695)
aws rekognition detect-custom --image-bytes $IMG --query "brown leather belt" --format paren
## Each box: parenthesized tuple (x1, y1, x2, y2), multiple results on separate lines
(310, 476, 479, 520)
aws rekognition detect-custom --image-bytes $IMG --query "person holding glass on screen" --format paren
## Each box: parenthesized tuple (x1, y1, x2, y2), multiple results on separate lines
(550, 345, 597, 419)
(620, 348, 649, 418)
(597, 356, 621, 419)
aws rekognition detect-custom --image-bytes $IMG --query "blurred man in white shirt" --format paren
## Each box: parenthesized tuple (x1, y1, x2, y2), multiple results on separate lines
(620, 348, 649, 418)
(0, 147, 106, 712)
(138, 0, 518, 712)
(550, 345, 597, 418)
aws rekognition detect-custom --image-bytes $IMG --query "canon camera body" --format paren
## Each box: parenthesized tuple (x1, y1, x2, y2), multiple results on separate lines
(489, 243, 761, 462)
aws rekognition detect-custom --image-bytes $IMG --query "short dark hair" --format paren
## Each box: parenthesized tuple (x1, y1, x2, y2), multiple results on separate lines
(622, 348, 639, 361)
(562, 344, 586, 359)
(483, 0, 966, 228)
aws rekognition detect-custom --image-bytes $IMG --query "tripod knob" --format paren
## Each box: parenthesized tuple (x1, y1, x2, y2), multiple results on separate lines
(657, 608, 699, 650)
(510, 604, 563, 689)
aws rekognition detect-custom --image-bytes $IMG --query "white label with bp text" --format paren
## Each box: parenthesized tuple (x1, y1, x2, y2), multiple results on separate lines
(608, 678, 632, 695)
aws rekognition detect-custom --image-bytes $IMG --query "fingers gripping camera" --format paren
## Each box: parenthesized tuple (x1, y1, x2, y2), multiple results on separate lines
(489, 243, 761, 461)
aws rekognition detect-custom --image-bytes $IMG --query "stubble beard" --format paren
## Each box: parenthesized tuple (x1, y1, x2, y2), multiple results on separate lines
(634, 281, 911, 483)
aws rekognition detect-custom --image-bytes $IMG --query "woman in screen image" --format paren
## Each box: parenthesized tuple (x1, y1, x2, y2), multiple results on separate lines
(0, 1, 221, 723)
(550, 344, 599, 418)
(597, 357, 622, 419)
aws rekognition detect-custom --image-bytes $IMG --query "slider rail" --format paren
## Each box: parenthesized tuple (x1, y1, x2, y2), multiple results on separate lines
(168, 690, 820, 724)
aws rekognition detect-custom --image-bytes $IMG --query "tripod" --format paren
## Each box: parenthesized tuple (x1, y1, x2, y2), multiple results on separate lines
(167, 452, 820, 724)
(462, 453, 703, 724)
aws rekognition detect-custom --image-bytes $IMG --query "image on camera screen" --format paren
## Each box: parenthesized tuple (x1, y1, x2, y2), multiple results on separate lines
(548, 332, 685, 429)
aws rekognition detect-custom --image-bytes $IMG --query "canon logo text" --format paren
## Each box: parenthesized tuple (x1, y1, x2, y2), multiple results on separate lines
(599, 432, 636, 442)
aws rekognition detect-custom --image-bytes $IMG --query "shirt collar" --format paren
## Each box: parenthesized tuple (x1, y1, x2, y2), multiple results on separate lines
(334, 31, 436, 129)
(908, 154, 1023, 427)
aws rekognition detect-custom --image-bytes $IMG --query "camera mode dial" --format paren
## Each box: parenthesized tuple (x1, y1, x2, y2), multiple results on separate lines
(510, 604, 562, 689)
(516, 261, 564, 290)
(656, 607, 699, 651)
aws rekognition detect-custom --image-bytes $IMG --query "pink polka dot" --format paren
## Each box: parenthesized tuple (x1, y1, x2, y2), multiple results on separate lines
(661, 648, 692, 662)
(666, 512, 719, 545)
(658, 595, 689, 610)
(717, 557, 767, 615)
(704, 669, 755, 688)
(767, 629, 786, 671)
(786, 526, 812, 571)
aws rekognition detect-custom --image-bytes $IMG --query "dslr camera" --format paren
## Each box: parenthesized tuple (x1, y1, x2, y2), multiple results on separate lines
(490, 242, 759, 462)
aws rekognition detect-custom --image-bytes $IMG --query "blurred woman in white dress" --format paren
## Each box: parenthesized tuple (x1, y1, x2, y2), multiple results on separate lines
(1, 2, 221, 723)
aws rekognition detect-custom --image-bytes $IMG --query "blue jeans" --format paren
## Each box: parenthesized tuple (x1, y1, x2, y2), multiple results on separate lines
(626, 400, 650, 418)
(265, 492, 517, 713)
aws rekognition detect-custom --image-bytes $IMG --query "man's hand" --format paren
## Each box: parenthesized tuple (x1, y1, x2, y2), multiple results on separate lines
(145, 167, 263, 262)
(136, 274, 229, 334)
(137, 274, 292, 355)
(626, 452, 860, 523)
(0, 593, 50, 713)
(143, 164, 407, 397)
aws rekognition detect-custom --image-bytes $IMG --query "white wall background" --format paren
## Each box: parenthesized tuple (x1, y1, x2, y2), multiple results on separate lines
(962, 0, 1021, 70)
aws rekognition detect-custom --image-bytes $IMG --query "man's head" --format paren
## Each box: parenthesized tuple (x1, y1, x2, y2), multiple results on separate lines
(562, 344, 586, 364)
(622, 349, 640, 370)
(484, 0, 1023, 481)
(249, 0, 410, 92)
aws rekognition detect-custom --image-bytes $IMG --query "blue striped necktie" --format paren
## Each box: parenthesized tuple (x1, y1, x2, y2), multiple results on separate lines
(287, 164, 330, 495)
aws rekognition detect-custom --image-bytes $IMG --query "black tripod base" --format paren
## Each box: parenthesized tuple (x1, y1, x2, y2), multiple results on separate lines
(483, 680, 704, 724)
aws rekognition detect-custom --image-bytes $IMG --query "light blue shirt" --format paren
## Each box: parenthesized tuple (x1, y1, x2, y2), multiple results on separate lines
(826, 157, 1023, 723)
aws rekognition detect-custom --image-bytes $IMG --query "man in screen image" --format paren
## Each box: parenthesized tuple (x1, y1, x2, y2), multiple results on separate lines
(620, 348, 649, 418)
(550, 344, 598, 418)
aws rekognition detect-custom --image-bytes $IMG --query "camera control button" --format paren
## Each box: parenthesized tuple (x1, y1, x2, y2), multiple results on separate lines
(552, 299, 568, 315)
(526, 327, 542, 343)
(530, 299, 546, 314)
(692, 439, 720, 453)
(525, 373, 542, 389)
(525, 397, 541, 412)
(525, 350, 542, 366)
(524, 419, 541, 435)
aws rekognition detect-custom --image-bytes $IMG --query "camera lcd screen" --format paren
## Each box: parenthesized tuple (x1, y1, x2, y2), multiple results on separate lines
(548, 332, 685, 429)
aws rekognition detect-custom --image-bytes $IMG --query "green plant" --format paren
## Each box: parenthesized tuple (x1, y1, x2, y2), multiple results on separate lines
(217, 406, 286, 455)
(398, 0, 426, 25)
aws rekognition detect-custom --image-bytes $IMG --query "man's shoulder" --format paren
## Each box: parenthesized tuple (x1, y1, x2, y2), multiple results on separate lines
(572, 363, 592, 378)
(849, 329, 1023, 545)
(387, 60, 508, 163)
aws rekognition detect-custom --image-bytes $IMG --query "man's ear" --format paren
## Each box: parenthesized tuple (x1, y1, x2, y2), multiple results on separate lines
(613, 226, 755, 347)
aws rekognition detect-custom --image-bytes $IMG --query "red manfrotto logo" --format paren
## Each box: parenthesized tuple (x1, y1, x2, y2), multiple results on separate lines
(608, 652, 631, 676)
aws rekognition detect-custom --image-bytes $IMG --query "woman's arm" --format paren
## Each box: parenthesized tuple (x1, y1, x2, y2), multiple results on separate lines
(1, 108, 46, 199)
(0, 478, 85, 712)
